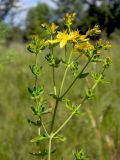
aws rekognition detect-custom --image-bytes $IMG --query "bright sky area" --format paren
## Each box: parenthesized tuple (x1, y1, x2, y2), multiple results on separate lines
(5, 0, 56, 26)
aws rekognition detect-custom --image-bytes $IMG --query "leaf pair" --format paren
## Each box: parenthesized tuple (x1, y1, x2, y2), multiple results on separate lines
(28, 86, 44, 99)
(64, 99, 81, 116)
(29, 65, 42, 76)
(31, 134, 66, 143)
(45, 53, 61, 67)
(73, 149, 89, 160)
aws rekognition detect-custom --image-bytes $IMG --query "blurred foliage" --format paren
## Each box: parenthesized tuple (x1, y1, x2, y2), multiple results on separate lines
(0, 0, 20, 21)
(52, 0, 120, 37)
(5, 26, 26, 45)
(0, 34, 120, 159)
(26, 3, 51, 37)
(51, 0, 84, 27)
(0, 22, 7, 42)
(79, 0, 120, 37)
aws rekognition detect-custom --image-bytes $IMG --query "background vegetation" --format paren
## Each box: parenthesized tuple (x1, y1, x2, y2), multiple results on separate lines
(0, 0, 120, 159)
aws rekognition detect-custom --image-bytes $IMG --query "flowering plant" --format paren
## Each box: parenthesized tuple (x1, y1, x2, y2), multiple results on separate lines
(27, 13, 112, 160)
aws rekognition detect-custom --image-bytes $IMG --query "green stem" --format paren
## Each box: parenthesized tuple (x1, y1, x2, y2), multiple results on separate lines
(35, 53, 38, 87)
(50, 98, 59, 133)
(65, 45, 67, 61)
(74, 54, 81, 62)
(53, 67, 56, 95)
(92, 69, 105, 90)
(38, 127, 41, 135)
(51, 35, 57, 95)
(34, 54, 41, 137)
(52, 47, 57, 95)
(41, 119, 49, 136)
(68, 25, 71, 33)
(59, 47, 73, 96)
(50, 46, 73, 133)
(48, 138, 52, 160)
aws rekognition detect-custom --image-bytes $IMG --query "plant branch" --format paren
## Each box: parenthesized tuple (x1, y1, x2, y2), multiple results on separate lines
(59, 47, 73, 96)
(53, 98, 86, 136)
(35, 53, 38, 87)
(50, 98, 59, 133)
(61, 56, 93, 99)
(50, 34, 57, 95)
(41, 119, 49, 136)
(53, 68, 105, 136)
(50, 46, 73, 133)
(48, 137, 52, 160)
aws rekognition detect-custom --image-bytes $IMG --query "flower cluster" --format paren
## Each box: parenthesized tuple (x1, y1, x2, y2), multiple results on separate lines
(42, 13, 111, 64)
(27, 35, 46, 54)
(26, 13, 112, 59)
(63, 12, 76, 28)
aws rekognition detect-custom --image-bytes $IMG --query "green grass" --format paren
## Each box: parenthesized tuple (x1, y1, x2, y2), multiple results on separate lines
(0, 33, 120, 160)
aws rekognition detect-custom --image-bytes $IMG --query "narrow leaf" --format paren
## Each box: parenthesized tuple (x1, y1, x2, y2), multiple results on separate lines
(78, 73, 89, 79)
(31, 134, 48, 143)
(53, 134, 66, 141)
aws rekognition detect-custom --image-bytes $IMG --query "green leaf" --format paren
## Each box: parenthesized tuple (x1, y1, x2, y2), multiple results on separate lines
(42, 108, 52, 115)
(28, 119, 41, 127)
(31, 134, 48, 143)
(91, 55, 102, 62)
(45, 53, 54, 66)
(28, 87, 33, 94)
(73, 149, 89, 160)
(29, 65, 42, 76)
(85, 89, 94, 100)
(53, 134, 66, 141)
(31, 104, 49, 116)
(30, 149, 48, 157)
(27, 36, 46, 54)
(50, 94, 60, 100)
(30, 149, 56, 157)
(31, 106, 37, 115)
(54, 57, 61, 68)
(45, 53, 61, 67)
(78, 73, 89, 79)
(64, 99, 81, 116)
(70, 62, 79, 76)
(92, 72, 100, 81)
(28, 86, 44, 99)
(103, 57, 112, 69)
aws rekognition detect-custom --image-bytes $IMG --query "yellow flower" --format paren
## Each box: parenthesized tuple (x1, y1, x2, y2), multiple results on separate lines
(56, 31, 69, 48)
(68, 31, 79, 42)
(74, 42, 94, 52)
(79, 35, 89, 42)
(46, 31, 69, 48)
(46, 29, 91, 48)
(47, 30, 80, 48)
(86, 25, 101, 36)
